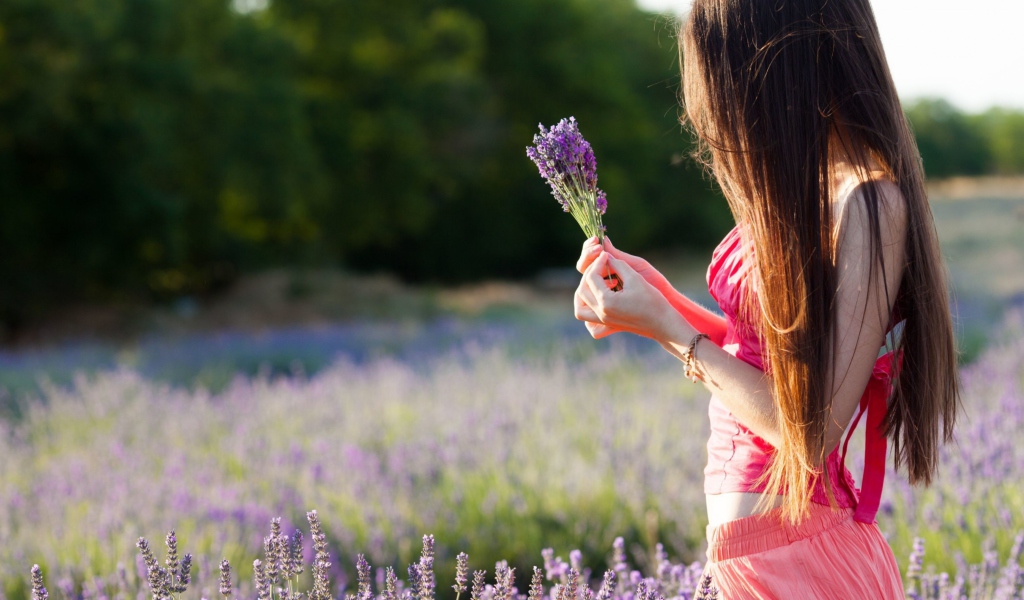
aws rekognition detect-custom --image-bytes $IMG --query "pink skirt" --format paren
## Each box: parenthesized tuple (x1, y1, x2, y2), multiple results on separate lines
(698, 503, 904, 599)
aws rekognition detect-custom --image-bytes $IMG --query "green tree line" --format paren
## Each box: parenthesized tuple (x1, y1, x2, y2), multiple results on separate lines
(906, 99, 1024, 178)
(0, 0, 1021, 333)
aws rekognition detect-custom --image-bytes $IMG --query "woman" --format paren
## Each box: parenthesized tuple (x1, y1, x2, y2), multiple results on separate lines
(573, 0, 961, 598)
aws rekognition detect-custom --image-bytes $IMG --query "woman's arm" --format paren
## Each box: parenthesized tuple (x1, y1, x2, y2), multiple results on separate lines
(576, 182, 907, 455)
(576, 237, 728, 344)
(661, 285, 729, 346)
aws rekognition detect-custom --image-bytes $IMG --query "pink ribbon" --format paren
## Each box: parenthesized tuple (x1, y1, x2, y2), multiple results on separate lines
(839, 350, 902, 524)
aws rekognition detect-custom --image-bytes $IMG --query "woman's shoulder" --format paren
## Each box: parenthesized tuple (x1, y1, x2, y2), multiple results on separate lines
(832, 176, 908, 246)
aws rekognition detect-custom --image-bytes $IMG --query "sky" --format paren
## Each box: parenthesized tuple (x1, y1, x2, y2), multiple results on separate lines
(636, 0, 1024, 112)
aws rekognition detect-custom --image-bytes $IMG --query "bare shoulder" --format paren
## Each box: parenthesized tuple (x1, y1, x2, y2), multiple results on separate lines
(833, 178, 908, 250)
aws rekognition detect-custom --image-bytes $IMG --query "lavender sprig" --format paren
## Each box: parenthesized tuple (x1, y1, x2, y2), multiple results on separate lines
(137, 537, 170, 600)
(356, 555, 372, 600)
(177, 554, 192, 594)
(407, 564, 422, 600)
(469, 571, 486, 600)
(219, 560, 232, 599)
(383, 567, 398, 600)
(526, 117, 609, 242)
(165, 531, 180, 589)
(453, 553, 469, 600)
(418, 535, 435, 600)
(595, 571, 614, 600)
(494, 563, 515, 600)
(31, 565, 48, 600)
(694, 574, 718, 600)
(307, 510, 332, 600)
(266, 518, 283, 586)
(289, 531, 305, 580)
(906, 537, 925, 597)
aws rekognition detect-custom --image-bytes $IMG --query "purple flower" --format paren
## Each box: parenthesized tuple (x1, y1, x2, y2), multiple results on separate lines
(219, 559, 232, 598)
(177, 554, 192, 593)
(408, 563, 422, 600)
(526, 117, 609, 241)
(418, 535, 435, 600)
(453, 553, 469, 597)
(384, 567, 398, 600)
(469, 570, 486, 600)
(137, 537, 170, 600)
(254, 560, 270, 600)
(289, 531, 305, 579)
(528, 567, 543, 600)
(694, 574, 719, 600)
(594, 571, 614, 600)
(494, 563, 515, 600)
(307, 510, 332, 600)
(31, 565, 48, 600)
(356, 555, 372, 600)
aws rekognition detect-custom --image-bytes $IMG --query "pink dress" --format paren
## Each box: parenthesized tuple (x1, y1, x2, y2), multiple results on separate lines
(697, 222, 904, 599)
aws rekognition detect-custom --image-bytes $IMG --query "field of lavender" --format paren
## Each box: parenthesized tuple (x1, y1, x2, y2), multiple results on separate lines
(3, 185, 1022, 599)
(4, 305, 1024, 600)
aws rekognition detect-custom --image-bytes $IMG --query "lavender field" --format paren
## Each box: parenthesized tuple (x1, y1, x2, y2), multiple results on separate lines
(3, 305, 1024, 600)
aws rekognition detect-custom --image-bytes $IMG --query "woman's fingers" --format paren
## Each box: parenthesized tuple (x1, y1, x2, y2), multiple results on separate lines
(584, 252, 638, 299)
(582, 252, 613, 304)
(605, 254, 639, 286)
(576, 237, 603, 273)
(602, 236, 646, 269)
(574, 277, 601, 322)
(585, 321, 616, 339)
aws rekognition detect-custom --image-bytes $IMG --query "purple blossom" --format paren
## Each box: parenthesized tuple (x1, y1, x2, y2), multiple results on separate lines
(469, 570, 486, 600)
(356, 555, 372, 600)
(254, 560, 270, 600)
(594, 571, 614, 600)
(30, 566, 48, 600)
(307, 510, 332, 600)
(528, 567, 543, 600)
(526, 117, 608, 241)
(694, 574, 718, 600)
(384, 567, 398, 600)
(453, 553, 469, 597)
(407, 563, 422, 600)
(418, 535, 436, 600)
(219, 560, 232, 598)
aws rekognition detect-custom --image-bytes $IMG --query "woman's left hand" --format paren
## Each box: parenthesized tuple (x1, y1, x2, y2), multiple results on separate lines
(574, 251, 688, 341)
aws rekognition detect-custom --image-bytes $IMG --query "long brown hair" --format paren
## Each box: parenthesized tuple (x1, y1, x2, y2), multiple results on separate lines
(678, 0, 961, 523)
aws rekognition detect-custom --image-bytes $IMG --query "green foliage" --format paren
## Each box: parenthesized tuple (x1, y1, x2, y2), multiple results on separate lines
(0, 0, 324, 327)
(975, 107, 1024, 174)
(905, 98, 1024, 178)
(0, 0, 729, 331)
(6, 0, 1024, 330)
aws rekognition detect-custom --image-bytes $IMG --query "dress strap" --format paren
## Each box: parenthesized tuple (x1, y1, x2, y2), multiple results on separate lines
(839, 350, 902, 524)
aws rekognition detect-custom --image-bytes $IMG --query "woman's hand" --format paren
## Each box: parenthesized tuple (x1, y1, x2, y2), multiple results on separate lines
(574, 250, 690, 342)
(576, 236, 672, 293)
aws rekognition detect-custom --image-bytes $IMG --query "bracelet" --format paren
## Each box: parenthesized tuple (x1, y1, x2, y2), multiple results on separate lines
(682, 333, 710, 383)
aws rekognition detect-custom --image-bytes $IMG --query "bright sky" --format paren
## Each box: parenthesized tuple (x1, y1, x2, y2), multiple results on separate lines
(636, 0, 1024, 112)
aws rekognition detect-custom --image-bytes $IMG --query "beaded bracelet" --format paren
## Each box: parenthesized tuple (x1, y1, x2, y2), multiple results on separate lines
(682, 333, 710, 383)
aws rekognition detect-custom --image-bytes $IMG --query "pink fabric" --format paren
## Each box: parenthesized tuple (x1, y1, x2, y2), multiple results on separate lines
(703, 222, 901, 523)
(699, 502, 904, 599)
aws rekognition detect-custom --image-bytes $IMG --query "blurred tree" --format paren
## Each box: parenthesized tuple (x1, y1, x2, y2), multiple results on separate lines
(274, 0, 727, 281)
(0, 0, 322, 329)
(974, 108, 1024, 175)
(9, 0, 1022, 333)
(904, 98, 991, 178)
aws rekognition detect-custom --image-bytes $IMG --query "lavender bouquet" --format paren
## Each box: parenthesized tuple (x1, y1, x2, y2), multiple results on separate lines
(526, 117, 609, 244)
(527, 117, 621, 290)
